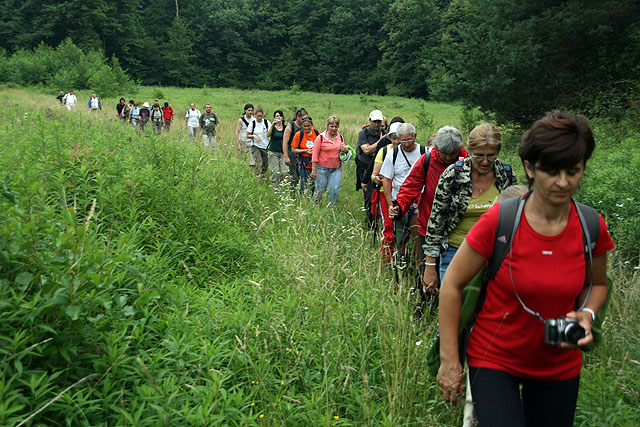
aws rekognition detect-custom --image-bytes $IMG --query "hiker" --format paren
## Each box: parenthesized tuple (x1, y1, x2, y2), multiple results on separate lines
(56, 91, 65, 105)
(437, 111, 614, 426)
(185, 103, 201, 140)
(247, 107, 270, 178)
(87, 93, 102, 112)
(390, 126, 467, 305)
(266, 110, 287, 188)
(283, 108, 307, 195)
(369, 121, 402, 261)
(199, 103, 220, 148)
(138, 102, 151, 132)
(310, 116, 349, 206)
(380, 123, 425, 267)
(116, 98, 128, 122)
(290, 115, 318, 196)
(150, 100, 164, 135)
(236, 103, 255, 154)
(162, 102, 174, 132)
(129, 101, 140, 127)
(422, 123, 517, 289)
(63, 90, 77, 111)
(356, 109, 387, 230)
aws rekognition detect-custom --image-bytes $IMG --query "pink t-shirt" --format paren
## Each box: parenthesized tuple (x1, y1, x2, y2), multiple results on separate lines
(312, 131, 344, 169)
(465, 202, 614, 380)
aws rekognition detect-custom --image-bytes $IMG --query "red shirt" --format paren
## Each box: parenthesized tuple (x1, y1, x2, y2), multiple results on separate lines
(162, 106, 174, 120)
(395, 147, 467, 236)
(465, 202, 614, 380)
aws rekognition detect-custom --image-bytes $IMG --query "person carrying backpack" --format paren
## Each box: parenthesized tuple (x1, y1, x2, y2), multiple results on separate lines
(290, 115, 318, 196)
(437, 111, 614, 427)
(390, 126, 467, 311)
(150, 99, 164, 135)
(162, 102, 174, 132)
(283, 107, 307, 196)
(422, 123, 517, 292)
(380, 123, 426, 269)
(310, 115, 349, 206)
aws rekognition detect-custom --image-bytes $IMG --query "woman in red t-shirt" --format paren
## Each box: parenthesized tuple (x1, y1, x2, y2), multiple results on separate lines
(290, 115, 318, 196)
(437, 111, 614, 426)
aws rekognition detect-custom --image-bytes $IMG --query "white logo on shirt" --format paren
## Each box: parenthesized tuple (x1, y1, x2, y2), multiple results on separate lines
(542, 250, 553, 255)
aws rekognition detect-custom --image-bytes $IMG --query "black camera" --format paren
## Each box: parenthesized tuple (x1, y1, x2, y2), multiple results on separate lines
(544, 317, 585, 345)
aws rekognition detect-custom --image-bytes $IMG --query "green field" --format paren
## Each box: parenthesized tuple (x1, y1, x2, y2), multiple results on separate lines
(0, 87, 638, 426)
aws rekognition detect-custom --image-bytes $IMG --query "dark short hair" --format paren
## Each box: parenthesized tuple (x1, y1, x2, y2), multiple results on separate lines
(519, 111, 595, 186)
(119, 97, 125, 102)
(164, 102, 169, 107)
(244, 103, 254, 112)
(296, 108, 307, 118)
(389, 116, 404, 125)
(274, 109, 284, 117)
(129, 99, 134, 104)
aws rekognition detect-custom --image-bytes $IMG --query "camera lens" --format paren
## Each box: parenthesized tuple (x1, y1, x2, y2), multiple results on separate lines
(564, 322, 585, 344)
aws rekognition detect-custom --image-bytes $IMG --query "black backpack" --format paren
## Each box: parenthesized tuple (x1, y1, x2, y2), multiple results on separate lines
(426, 193, 607, 377)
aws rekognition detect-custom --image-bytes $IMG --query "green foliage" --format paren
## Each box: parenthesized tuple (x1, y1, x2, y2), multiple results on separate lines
(0, 39, 136, 95)
(431, 0, 640, 126)
(0, 87, 638, 425)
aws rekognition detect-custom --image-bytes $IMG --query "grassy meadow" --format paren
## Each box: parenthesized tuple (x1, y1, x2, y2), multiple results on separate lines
(0, 86, 638, 426)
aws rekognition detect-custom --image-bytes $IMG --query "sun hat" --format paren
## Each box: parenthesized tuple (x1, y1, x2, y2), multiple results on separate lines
(340, 145, 354, 163)
(387, 122, 401, 136)
(142, 102, 150, 108)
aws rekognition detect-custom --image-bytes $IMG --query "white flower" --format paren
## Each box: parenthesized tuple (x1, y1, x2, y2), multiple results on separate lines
(416, 340, 423, 346)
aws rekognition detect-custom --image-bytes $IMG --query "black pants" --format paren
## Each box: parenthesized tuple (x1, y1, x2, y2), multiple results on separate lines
(468, 366, 580, 427)
(356, 164, 375, 229)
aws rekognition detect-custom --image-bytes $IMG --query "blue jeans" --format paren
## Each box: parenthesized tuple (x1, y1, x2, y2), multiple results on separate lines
(439, 244, 458, 283)
(313, 165, 342, 206)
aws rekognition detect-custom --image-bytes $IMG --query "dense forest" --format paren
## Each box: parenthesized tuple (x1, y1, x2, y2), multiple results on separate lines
(1, 0, 638, 124)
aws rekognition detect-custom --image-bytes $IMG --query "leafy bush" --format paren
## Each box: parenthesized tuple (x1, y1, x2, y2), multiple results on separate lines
(0, 39, 136, 95)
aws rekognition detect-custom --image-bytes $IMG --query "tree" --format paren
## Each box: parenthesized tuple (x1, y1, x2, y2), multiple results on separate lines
(431, 0, 640, 125)
(162, 17, 198, 86)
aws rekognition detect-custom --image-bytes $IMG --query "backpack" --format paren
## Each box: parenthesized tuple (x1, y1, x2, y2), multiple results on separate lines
(151, 107, 163, 122)
(425, 193, 612, 377)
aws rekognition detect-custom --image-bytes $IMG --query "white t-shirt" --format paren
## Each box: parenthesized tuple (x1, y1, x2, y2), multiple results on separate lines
(185, 109, 201, 128)
(64, 93, 77, 106)
(89, 97, 100, 109)
(249, 119, 270, 149)
(380, 145, 424, 199)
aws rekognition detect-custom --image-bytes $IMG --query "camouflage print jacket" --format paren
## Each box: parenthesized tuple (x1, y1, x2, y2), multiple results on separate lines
(423, 157, 518, 258)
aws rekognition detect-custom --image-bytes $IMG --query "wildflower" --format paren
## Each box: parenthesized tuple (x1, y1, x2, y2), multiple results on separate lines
(280, 380, 284, 385)
(416, 340, 423, 346)
(334, 415, 339, 420)
(259, 414, 264, 419)
(251, 402, 255, 407)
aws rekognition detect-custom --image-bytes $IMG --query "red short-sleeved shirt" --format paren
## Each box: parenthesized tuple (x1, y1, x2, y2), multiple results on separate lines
(465, 201, 614, 380)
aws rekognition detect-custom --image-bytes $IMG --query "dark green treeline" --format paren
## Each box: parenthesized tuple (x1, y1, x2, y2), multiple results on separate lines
(0, 0, 638, 125)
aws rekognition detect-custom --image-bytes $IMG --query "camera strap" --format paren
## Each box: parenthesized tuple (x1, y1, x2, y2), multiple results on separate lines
(507, 195, 595, 324)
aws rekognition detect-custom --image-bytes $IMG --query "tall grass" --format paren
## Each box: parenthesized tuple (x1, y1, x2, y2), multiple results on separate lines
(0, 87, 638, 426)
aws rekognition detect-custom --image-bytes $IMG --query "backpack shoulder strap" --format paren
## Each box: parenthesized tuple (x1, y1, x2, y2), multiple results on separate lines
(451, 159, 465, 193)
(574, 201, 600, 256)
(382, 145, 388, 159)
(420, 145, 426, 155)
(241, 116, 249, 126)
(392, 146, 399, 165)
(486, 195, 526, 280)
(424, 150, 432, 175)
(501, 161, 514, 183)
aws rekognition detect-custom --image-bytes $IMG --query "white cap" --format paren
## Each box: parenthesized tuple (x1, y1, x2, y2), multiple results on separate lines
(387, 122, 401, 136)
(369, 109, 384, 121)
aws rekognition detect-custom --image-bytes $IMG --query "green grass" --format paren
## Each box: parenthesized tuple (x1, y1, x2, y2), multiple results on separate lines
(0, 87, 638, 426)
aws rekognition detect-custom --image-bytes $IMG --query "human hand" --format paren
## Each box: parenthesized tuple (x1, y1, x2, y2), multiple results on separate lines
(388, 205, 400, 218)
(423, 264, 439, 293)
(437, 361, 465, 405)
(310, 171, 317, 180)
(372, 174, 383, 185)
(559, 310, 594, 349)
(284, 157, 291, 166)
